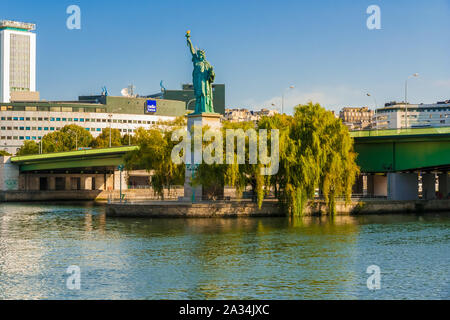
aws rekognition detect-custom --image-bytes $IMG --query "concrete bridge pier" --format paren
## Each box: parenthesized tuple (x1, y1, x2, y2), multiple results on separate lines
(388, 173, 419, 200)
(367, 174, 388, 197)
(422, 173, 437, 200)
(438, 172, 450, 198)
(352, 174, 364, 195)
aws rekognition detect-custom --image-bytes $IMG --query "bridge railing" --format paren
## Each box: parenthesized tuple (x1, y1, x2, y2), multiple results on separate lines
(349, 126, 450, 138)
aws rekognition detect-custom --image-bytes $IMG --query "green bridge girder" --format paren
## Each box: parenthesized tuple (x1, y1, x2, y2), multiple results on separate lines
(350, 127, 450, 173)
(11, 146, 138, 172)
(10, 127, 450, 174)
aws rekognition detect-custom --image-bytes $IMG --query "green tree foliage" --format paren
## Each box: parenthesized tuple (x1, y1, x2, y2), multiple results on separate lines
(124, 118, 187, 199)
(42, 125, 93, 153)
(194, 102, 359, 215)
(16, 140, 39, 156)
(91, 128, 122, 148)
(0, 150, 12, 156)
(258, 102, 359, 215)
(121, 134, 137, 146)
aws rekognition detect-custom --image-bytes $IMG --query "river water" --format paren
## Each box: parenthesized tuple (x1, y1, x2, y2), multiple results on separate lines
(0, 203, 448, 300)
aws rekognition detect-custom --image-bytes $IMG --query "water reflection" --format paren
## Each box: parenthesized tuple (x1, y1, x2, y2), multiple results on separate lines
(0, 203, 448, 300)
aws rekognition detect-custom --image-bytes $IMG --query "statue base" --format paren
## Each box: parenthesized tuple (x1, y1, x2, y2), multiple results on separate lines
(183, 112, 222, 202)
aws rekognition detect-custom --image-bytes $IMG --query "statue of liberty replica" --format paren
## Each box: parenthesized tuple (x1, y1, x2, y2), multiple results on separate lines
(186, 30, 215, 114)
(183, 31, 222, 202)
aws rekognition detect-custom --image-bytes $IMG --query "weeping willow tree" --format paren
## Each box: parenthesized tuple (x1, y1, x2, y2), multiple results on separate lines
(191, 121, 262, 201)
(124, 117, 186, 199)
(259, 102, 359, 215)
(194, 102, 359, 215)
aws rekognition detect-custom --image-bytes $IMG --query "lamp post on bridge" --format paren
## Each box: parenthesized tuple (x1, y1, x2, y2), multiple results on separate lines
(281, 85, 295, 114)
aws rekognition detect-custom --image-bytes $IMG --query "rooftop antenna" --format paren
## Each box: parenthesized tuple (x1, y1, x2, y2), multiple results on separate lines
(128, 84, 135, 97)
(121, 87, 130, 97)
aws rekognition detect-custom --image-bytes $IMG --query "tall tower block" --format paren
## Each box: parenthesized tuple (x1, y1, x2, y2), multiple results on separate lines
(0, 20, 37, 103)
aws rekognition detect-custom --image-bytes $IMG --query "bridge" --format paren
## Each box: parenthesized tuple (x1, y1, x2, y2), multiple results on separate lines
(350, 127, 450, 200)
(10, 146, 138, 172)
(1, 127, 449, 201)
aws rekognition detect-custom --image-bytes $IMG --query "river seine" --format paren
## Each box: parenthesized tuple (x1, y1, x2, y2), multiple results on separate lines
(0, 203, 448, 299)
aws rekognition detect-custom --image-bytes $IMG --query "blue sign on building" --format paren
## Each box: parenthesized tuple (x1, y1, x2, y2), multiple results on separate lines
(146, 100, 157, 112)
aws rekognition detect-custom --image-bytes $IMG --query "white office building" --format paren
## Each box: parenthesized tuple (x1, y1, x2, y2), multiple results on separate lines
(374, 101, 450, 129)
(0, 20, 37, 103)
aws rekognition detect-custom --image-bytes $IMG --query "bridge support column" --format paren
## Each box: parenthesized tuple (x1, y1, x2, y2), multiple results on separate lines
(388, 173, 418, 200)
(0, 156, 19, 191)
(367, 174, 387, 197)
(422, 173, 436, 200)
(438, 173, 450, 198)
(352, 174, 364, 195)
(48, 176, 56, 191)
(114, 170, 128, 191)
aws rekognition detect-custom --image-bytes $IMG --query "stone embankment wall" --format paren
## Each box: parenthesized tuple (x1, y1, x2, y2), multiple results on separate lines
(106, 199, 450, 218)
(0, 188, 184, 202)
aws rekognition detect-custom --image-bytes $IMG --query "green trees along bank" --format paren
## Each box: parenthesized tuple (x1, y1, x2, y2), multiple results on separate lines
(124, 103, 359, 216)
(13, 103, 358, 215)
(15, 125, 135, 156)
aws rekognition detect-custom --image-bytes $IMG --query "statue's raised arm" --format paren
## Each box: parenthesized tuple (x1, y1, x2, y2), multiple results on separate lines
(186, 30, 196, 57)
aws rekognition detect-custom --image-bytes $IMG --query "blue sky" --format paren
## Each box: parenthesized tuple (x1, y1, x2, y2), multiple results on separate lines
(1, 0, 449, 113)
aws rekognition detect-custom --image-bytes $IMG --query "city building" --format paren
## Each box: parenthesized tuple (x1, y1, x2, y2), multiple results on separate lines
(374, 100, 450, 129)
(0, 20, 38, 103)
(0, 95, 186, 155)
(0, 21, 189, 155)
(148, 83, 226, 115)
(339, 107, 374, 130)
(223, 108, 279, 123)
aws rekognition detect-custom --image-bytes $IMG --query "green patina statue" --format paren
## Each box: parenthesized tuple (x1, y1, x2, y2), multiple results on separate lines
(186, 30, 215, 114)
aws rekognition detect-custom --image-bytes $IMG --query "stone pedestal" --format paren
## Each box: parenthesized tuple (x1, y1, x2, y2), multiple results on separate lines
(184, 113, 222, 202)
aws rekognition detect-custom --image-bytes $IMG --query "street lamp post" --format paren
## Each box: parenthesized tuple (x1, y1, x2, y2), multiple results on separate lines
(118, 164, 124, 203)
(108, 114, 113, 148)
(281, 85, 295, 114)
(404, 73, 419, 129)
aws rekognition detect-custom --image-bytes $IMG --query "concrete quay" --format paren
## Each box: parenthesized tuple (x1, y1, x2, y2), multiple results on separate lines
(105, 199, 450, 218)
